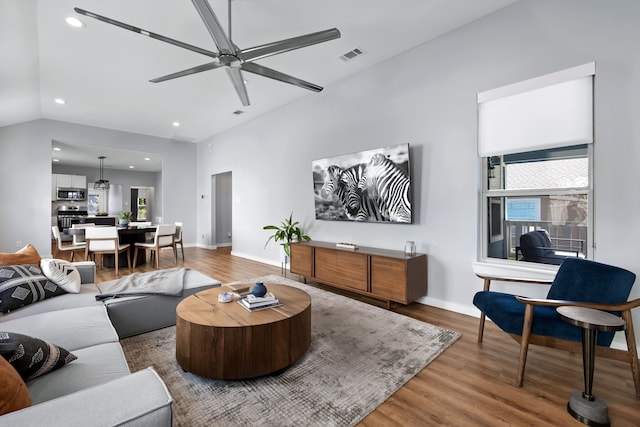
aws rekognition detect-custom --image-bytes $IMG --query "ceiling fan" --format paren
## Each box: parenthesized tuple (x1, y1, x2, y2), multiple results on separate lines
(74, 0, 341, 106)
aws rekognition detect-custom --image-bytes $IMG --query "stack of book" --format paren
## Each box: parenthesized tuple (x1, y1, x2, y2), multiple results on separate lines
(238, 292, 281, 311)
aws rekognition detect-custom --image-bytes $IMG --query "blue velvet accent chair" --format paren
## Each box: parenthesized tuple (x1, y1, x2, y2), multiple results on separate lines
(473, 258, 640, 397)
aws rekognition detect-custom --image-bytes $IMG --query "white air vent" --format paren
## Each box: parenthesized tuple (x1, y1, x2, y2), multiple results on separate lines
(233, 110, 244, 115)
(340, 47, 365, 62)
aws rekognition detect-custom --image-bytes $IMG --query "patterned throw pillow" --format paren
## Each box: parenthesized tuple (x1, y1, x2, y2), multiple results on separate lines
(0, 264, 67, 313)
(0, 331, 77, 381)
(40, 259, 82, 293)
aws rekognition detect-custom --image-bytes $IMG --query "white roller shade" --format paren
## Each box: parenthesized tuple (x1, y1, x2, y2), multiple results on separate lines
(478, 62, 595, 157)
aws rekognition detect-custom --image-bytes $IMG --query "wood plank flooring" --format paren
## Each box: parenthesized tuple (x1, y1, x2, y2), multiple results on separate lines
(59, 244, 640, 426)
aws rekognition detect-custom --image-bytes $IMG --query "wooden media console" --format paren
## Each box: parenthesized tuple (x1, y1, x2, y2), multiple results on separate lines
(290, 241, 427, 308)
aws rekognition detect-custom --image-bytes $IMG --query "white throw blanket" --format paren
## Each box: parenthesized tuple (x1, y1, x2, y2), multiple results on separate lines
(95, 267, 187, 300)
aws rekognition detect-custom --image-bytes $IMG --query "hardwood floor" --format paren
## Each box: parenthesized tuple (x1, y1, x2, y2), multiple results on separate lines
(58, 244, 640, 426)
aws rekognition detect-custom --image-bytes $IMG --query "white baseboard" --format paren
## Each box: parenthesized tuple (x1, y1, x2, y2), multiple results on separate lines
(231, 250, 282, 268)
(195, 243, 218, 250)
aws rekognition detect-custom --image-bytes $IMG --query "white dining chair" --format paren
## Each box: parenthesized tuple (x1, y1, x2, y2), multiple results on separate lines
(174, 222, 184, 260)
(85, 226, 130, 276)
(133, 224, 177, 269)
(51, 226, 86, 261)
(71, 223, 96, 245)
(128, 221, 152, 227)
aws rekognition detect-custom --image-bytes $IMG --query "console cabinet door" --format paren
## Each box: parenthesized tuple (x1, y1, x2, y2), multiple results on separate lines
(290, 244, 313, 277)
(370, 256, 407, 303)
(315, 248, 368, 291)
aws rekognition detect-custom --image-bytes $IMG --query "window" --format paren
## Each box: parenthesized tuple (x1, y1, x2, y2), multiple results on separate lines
(483, 145, 591, 264)
(477, 63, 595, 265)
(87, 189, 107, 215)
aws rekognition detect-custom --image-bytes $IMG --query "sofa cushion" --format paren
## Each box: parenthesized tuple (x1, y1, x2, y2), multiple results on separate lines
(101, 269, 222, 338)
(0, 306, 119, 352)
(0, 331, 77, 380)
(26, 342, 130, 405)
(0, 355, 31, 415)
(40, 259, 81, 293)
(0, 244, 41, 267)
(0, 283, 101, 322)
(0, 264, 67, 313)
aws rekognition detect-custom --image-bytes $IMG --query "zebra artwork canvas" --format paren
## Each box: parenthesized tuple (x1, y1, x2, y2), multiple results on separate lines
(312, 143, 412, 223)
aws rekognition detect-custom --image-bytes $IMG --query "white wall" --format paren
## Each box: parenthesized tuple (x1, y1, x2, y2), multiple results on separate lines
(0, 119, 198, 253)
(196, 0, 640, 342)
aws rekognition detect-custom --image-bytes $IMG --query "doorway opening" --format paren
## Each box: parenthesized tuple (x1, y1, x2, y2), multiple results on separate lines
(130, 187, 155, 222)
(211, 172, 232, 247)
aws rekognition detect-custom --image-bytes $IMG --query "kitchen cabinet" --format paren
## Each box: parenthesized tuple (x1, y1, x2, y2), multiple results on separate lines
(290, 241, 427, 309)
(55, 174, 86, 189)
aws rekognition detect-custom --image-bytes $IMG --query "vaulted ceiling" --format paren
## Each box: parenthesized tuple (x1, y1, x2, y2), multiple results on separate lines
(2, 0, 515, 143)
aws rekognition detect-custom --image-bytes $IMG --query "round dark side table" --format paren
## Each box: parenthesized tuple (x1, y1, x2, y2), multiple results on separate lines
(557, 306, 625, 427)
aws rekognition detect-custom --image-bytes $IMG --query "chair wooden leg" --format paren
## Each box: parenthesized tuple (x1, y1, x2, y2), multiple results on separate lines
(478, 313, 486, 343)
(173, 245, 177, 265)
(517, 304, 535, 387)
(114, 250, 118, 276)
(621, 309, 640, 398)
(155, 248, 159, 269)
(180, 243, 184, 260)
(70, 251, 75, 262)
(477, 278, 492, 343)
(133, 247, 139, 268)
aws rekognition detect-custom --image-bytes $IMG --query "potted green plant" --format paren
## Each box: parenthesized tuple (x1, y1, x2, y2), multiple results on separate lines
(263, 212, 311, 257)
(118, 211, 133, 226)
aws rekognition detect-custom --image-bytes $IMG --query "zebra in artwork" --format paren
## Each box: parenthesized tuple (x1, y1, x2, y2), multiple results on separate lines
(320, 164, 385, 221)
(338, 164, 387, 222)
(358, 153, 411, 223)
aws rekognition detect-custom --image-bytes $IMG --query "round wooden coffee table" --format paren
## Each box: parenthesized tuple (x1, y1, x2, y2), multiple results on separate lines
(176, 283, 311, 379)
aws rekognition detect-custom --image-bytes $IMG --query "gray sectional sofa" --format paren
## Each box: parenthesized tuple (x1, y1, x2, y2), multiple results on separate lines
(0, 262, 221, 426)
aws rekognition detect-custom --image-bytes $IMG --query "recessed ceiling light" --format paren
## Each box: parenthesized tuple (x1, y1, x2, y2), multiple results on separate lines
(53, 158, 60, 162)
(54, 98, 66, 105)
(129, 165, 135, 169)
(144, 157, 151, 161)
(66, 16, 85, 28)
(53, 147, 62, 151)
(172, 122, 180, 127)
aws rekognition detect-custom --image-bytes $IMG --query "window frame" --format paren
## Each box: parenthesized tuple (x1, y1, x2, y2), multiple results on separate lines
(479, 144, 594, 265)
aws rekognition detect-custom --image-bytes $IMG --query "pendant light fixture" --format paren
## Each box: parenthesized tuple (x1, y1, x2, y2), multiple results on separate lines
(94, 156, 110, 189)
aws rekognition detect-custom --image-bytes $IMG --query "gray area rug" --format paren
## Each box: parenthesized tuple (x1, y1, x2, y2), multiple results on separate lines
(120, 274, 460, 426)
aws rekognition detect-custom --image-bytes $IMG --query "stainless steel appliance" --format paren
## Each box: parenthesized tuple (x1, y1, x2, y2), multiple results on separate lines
(57, 187, 86, 201)
(57, 205, 89, 241)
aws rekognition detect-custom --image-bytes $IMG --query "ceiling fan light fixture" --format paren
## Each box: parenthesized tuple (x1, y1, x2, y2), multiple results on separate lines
(74, 2, 340, 106)
(94, 156, 110, 189)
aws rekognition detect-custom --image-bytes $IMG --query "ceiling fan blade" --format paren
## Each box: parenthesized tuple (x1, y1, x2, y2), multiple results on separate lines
(74, 8, 219, 59)
(150, 61, 225, 83)
(241, 62, 323, 92)
(225, 68, 250, 106)
(240, 28, 341, 62)
(190, 0, 235, 54)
